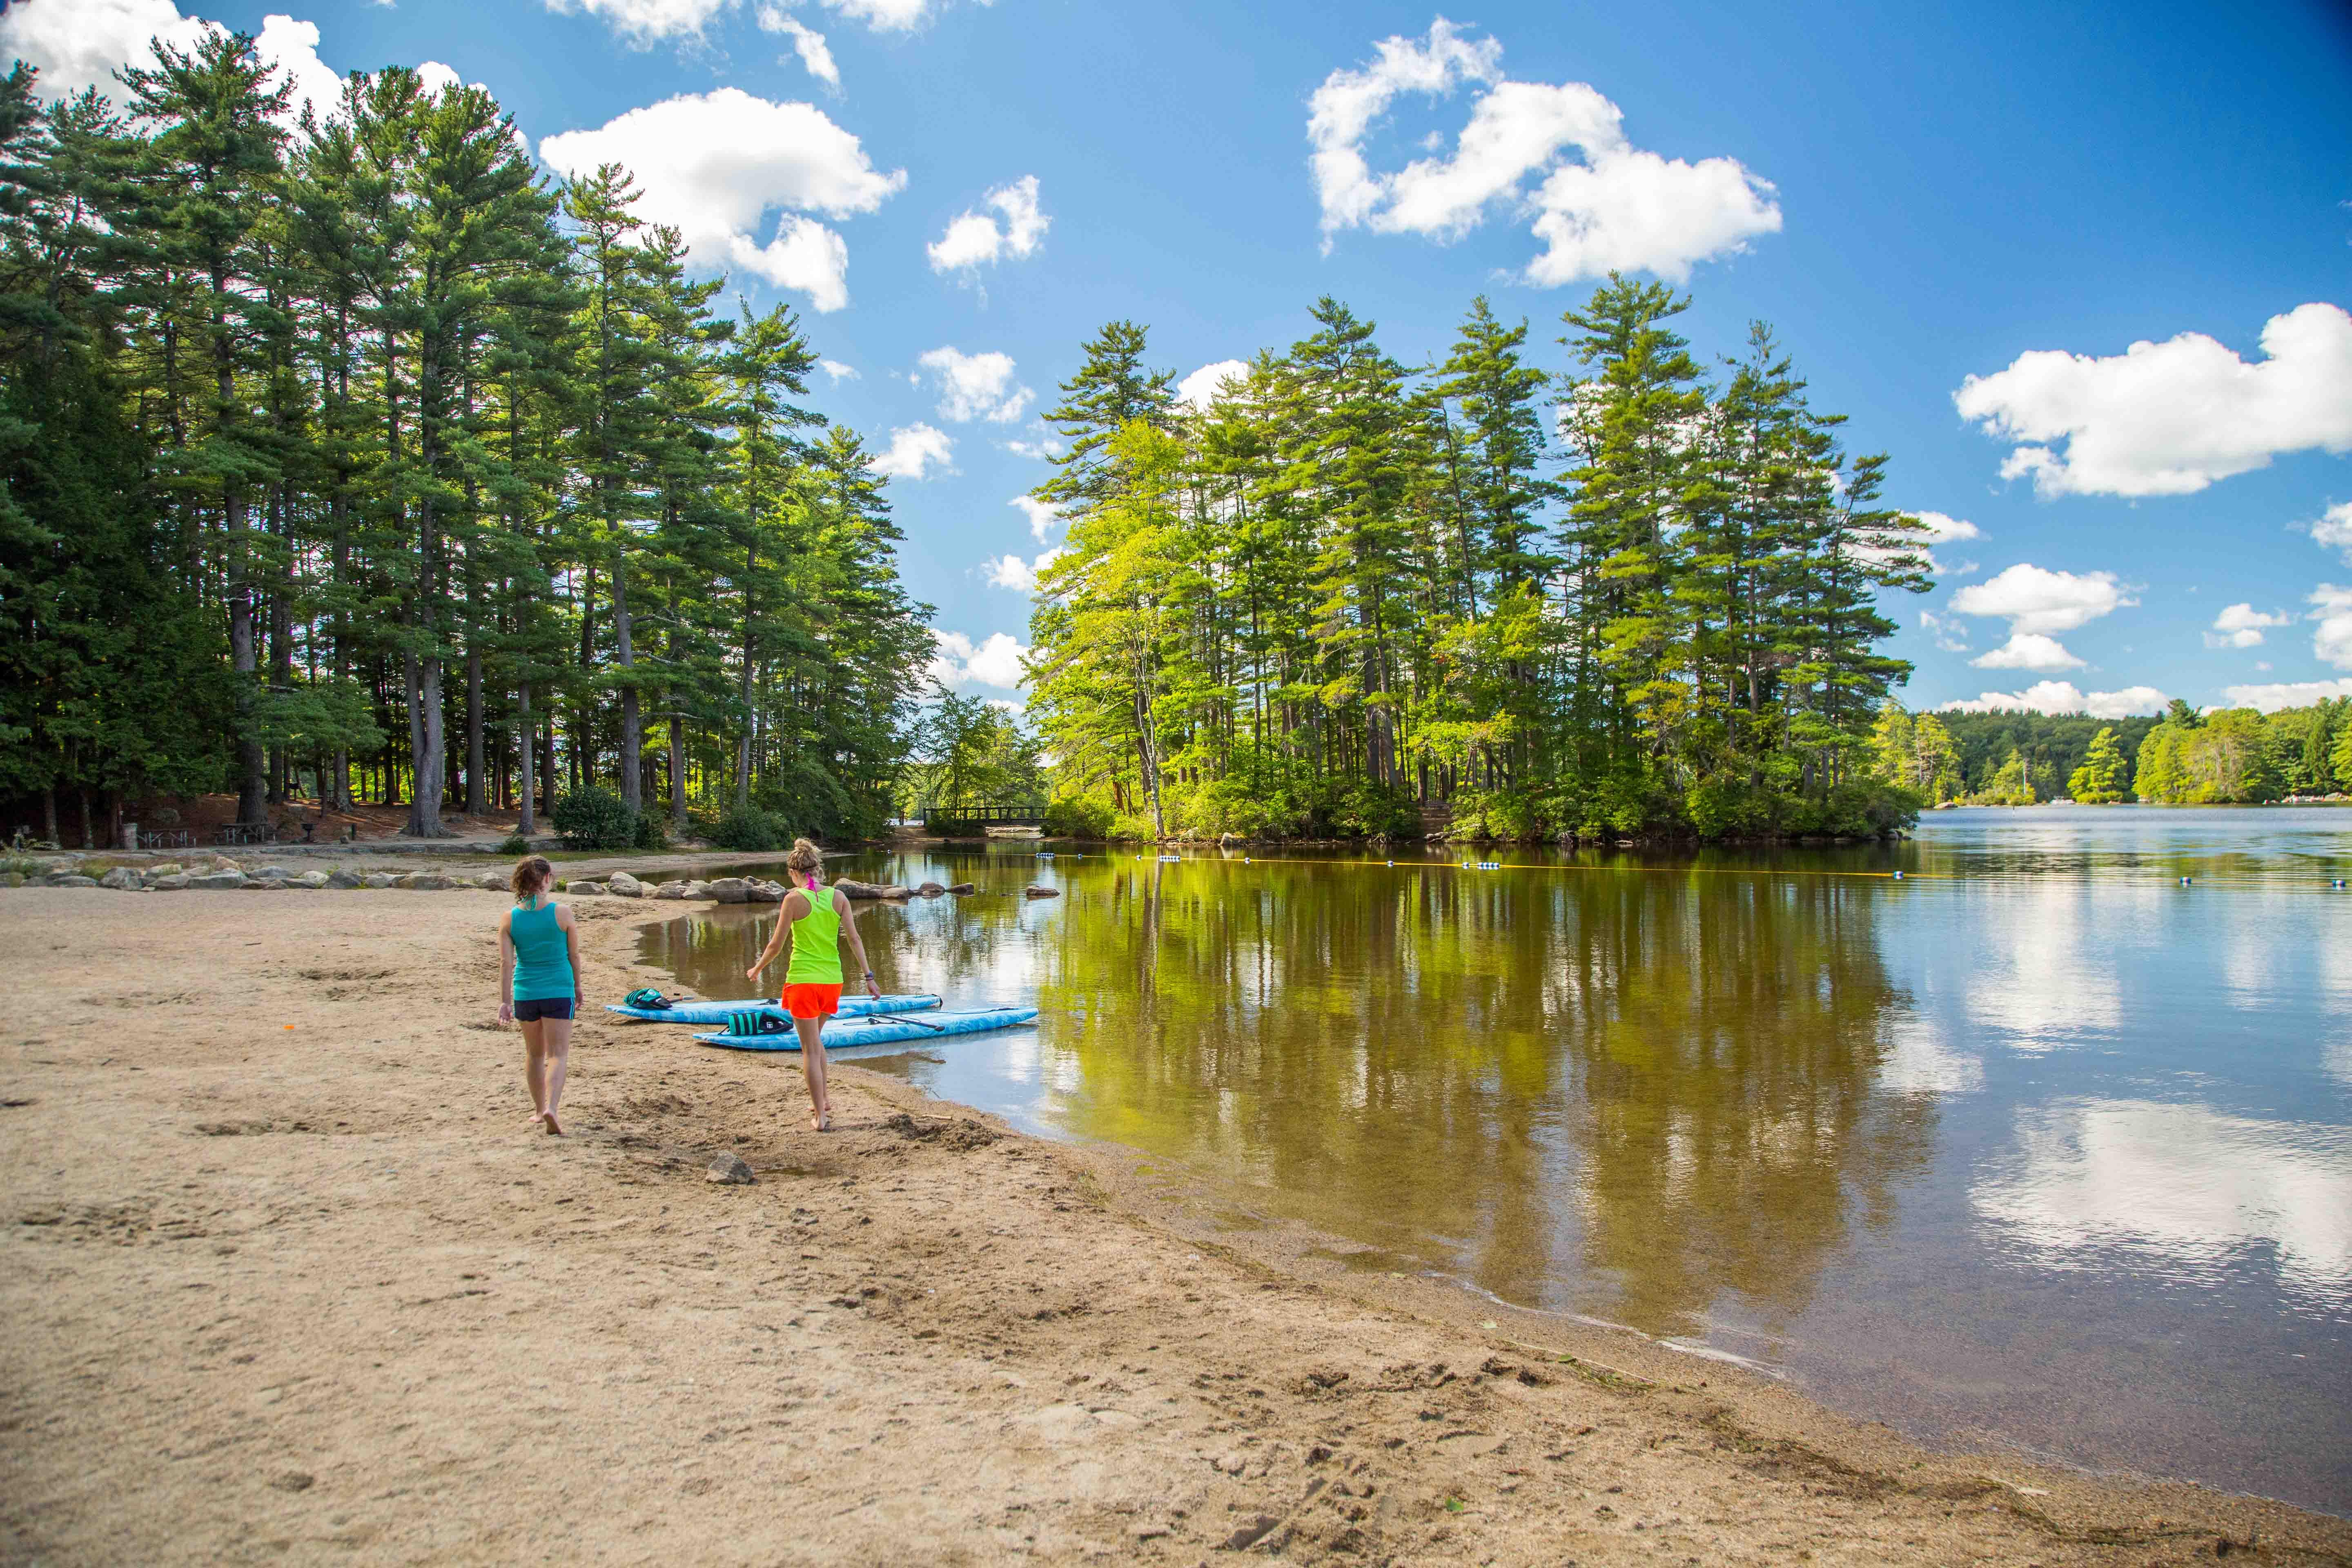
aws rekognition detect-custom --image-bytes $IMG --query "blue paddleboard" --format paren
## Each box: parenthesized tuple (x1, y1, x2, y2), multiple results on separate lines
(692, 1005, 1040, 1051)
(605, 993, 942, 1025)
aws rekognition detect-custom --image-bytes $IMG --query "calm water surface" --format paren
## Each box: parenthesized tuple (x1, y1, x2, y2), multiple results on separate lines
(636, 807, 2352, 1513)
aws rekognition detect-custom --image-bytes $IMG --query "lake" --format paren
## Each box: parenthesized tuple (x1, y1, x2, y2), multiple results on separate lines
(633, 806, 2352, 1515)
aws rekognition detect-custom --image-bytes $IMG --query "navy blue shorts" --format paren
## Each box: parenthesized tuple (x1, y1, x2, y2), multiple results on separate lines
(514, 997, 576, 1022)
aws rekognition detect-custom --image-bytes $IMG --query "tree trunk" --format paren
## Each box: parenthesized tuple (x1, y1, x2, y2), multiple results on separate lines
(227, 494, 267, 826)
(612, 549, 640, 813)
(466, 645, 487, 815)
(517, 682, 536, 835)
(668, 712, 687, 830)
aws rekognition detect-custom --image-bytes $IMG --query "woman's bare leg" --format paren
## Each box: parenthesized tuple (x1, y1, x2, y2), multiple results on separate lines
(540, 1015, 574, 1135)
(519, 1018, 548, 1121)
(795, 1015, 831, 1130)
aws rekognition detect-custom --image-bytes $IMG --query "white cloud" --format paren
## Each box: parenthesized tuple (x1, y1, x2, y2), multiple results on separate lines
(818, 359, 856, 381)
(756, 3, 837, 87)
(2204, 602, 2290, 650)
(818, 0, 933, 29)
(2314, 584, 2352, 670)
(2307, 501, 2352, 562)
(1308, 19, 1780, 284)
(1919, 608, 1970, 654)
(1938, 682, 2171, 719)
(915, 347, 1030, 423)
(1950, 562, 2132, 670)
(539, 88, 903, 314)
(1004, 437, 1064, 460)
(0, 0, 216, 101)
(1176, 359, 1250, 414)
(1008, 495, 1060, 541)
(929, 629, 1029, 691)
(870, 423, 954, 480)
(1971, 633, 2085, 671)
(252, 15, 344, 129)
(1853, 508, 1982, 575)
(2221, 677, 2352, 712)
(545, 0, 736, 45)
(981, 548, 1064, 592)
(926, 174, 1048, 274)
(1954, 303, 2352, 498)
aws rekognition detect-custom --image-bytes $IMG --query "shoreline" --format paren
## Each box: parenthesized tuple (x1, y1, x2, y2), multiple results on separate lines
(4, 887, 2347, 1564)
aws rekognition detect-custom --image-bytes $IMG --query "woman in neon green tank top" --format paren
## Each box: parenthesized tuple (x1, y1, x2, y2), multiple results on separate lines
(747, 838, 880, 1131)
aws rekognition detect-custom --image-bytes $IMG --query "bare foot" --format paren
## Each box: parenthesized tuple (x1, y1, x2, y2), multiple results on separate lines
(810, 1109, 832, 1132)
(541, 1110, 565, 1136)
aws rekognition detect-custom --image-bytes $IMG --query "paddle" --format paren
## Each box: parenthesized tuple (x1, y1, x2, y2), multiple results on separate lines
(851, 1011, 945, 1033)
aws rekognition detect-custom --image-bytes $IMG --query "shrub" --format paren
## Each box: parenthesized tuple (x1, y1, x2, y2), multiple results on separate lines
(1041, 795, 1115, 840)
(494, 832, 531, 856)
(630, 810, 668, 852)
(707, 805, 788, 852)
(549, 786, 637, 851)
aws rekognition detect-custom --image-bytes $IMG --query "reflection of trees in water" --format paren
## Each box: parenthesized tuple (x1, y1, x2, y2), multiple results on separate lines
(1036, 862, 1940, 1338)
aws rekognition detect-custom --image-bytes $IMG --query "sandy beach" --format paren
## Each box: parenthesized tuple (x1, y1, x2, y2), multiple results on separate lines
(3, 886, 2346, 1566)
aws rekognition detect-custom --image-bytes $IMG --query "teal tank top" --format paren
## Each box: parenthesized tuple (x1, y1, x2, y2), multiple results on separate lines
(509, 899, 574, 1000)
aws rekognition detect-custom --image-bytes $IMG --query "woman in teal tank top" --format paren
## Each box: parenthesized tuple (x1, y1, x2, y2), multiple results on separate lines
(497, 855, 583, 1135)
(747, 838, 880, 1131)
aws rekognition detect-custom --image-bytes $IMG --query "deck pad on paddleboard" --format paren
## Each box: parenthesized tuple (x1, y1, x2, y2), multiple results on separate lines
(693, 1006, 1039, 1051)
(605, 993, 941, 1025)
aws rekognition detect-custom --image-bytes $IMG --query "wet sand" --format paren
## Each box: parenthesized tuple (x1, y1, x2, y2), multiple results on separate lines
(2, 888, 2346, 1565)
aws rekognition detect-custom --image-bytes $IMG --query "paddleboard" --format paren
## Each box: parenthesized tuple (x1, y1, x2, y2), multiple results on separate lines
(693, 1005, 1040, 1052)
(604, 993, 942, 1025)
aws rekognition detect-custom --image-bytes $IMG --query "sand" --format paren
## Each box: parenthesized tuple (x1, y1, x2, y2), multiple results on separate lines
(3, 886, 2346, 1566)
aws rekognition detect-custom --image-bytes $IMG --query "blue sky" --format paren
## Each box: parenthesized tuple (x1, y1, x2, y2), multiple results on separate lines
(13, 0, 2352, 715)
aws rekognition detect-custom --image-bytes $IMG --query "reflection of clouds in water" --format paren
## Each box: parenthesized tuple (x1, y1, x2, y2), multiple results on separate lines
(1878, 1013, 1984, 1097)
(2324, 1038, 2352, 1092)
(1965, 884, 2127, 1053)
(2221, 918, 2275, 1001)
(1974, 1099, 2352, 1308)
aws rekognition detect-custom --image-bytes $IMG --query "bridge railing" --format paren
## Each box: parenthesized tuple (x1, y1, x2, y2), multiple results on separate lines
(919, 802, 1047, 829)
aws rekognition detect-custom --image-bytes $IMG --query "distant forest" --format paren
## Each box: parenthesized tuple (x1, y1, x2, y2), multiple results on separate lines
(1876, 699, 2351, 806)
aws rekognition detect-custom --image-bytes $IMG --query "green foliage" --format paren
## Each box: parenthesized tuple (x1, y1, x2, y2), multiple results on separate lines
(0, 47, 933, 840)
(494, 833, 532, 855)
(1931, 710, 2164, 799)
(550, 786, 638, 850)
(2067, 728, 2132, 803)
(1038, 794, 1112, 838)
(704, 804, 790, 852)
(1972, 748, 2037, 806)
(2135, 708, 2285, 803)
(1023, 287, 1929, 842)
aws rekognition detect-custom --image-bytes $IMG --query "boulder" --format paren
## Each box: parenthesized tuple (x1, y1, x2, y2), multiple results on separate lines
(746, 880, 784, 903)
(653, 881, 690, 900)
(147, 863, 185, 879)
(396, 872, 457, 891)
(475, 872, 507, 891)
(706, 1153, 757, 1186)
(833, 878, 912, 900)
(707, 877, 750, 904)
(188, 870, 247, 891)
(243, 877, 281, 890)
(947, 882, 976, 895)
(1023, 884, 1059, 899)
(361, 873, 398, 890)
(608, 871, 644, 898)
(50, 874, 99, 889)
(290, 870, 330, 889)
(252, 864, 297, 881)
(915, 881, 948, 897)
(683, 880, 712, 899)
(327, 869, 364, 889)
(150, 873, 190, 891)
(567, 880, 607, 896)
(99, 868, 142, 891)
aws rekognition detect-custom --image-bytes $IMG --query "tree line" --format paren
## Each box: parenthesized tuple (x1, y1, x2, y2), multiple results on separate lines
(1873, 699, 2351, 805)
(1023, 288, 1936, 842)
(0, 35, 933, 849)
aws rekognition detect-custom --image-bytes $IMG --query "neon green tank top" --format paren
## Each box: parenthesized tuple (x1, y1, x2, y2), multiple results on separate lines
(784, 883, 843, 985)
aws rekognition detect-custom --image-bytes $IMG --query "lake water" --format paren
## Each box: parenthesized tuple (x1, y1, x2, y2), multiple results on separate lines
(634, 807, 2352, 1515)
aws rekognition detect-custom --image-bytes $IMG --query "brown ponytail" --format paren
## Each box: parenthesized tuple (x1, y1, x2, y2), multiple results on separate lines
(784, 837, 823, 891)
(510, 855, 554, 901)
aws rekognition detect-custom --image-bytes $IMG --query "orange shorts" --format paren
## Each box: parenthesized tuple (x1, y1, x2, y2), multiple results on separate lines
(782, 982, 842, 1020)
